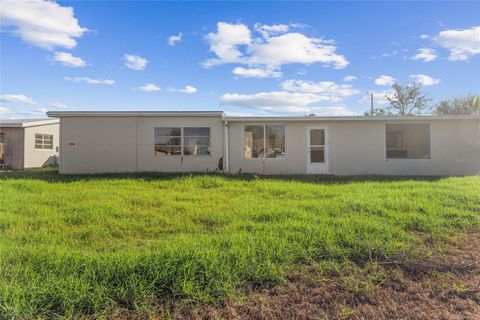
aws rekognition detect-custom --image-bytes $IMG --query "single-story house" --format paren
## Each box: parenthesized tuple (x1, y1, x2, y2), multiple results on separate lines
(0, 119, 59, 171)
(46, 111, 480, 176)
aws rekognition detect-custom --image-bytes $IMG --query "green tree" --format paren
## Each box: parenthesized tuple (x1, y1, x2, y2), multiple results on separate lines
(434, 95, 480, 115)
(365, 82, 432, 116)
(364, 107, 391, 116)
(385, 82, 432, 115)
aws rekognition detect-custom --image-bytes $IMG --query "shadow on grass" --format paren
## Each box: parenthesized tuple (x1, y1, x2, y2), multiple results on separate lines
(0, 167, 449, 184)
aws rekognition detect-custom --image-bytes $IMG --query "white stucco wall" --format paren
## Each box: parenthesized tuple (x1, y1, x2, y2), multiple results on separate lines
(227, 119, 480, 176)
(57, 115, 479, 176)
(59, 116, 223, 174)
(23, 123, 59, 169)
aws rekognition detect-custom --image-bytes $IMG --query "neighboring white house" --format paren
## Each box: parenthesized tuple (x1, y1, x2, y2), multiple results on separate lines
(46, 111, 480, 176)
(0, 119, 59, 170)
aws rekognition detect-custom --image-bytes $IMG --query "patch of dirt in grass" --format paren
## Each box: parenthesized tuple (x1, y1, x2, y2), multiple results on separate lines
(111, 231, 480, 319)
(171, 231, 480, 320)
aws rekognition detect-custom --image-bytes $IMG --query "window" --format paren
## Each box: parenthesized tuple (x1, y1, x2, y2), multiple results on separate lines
(154, 127, 210, 156)
(244, 126, 264, 158)
(0, 133, 4, 164)
(184, 127, 210, 156)
(155, 127, 181, 156)
(35, 134, 53, 150)
(309, 129, 325, 163)
(244, 125, 286, 159)
(387, 131, 404, 150)
(386, 124, 430, 159)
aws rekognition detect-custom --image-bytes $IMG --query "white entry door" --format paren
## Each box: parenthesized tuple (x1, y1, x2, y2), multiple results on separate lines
(307, 126, 329, 174)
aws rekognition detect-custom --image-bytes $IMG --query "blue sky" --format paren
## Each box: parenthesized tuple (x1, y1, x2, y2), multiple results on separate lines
(1, 1, 479, 118)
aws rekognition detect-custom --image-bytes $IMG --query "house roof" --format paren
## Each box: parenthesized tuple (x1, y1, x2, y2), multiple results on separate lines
(47, 111, 225, 117)
(224, 115, 480, 122)
(46, 111, 480, 122)
(0, 118, 59, 128)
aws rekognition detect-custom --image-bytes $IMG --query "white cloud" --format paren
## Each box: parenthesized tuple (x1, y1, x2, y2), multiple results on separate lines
(17, 108, 49, 117)
(168, 33, 182, 46)
(435, 26, 480, 61)
(220, 91, 330, 109)
(0, 108, 50, 119)
(203, 22, 348, 70)
(64, 77, 115, 85)
(53, 52, 86, 67)
(168, 85, 198, 94)
(51, 102, 69, 109)
(371, 51, 398, 59)
(179, 85, 197, 94)
(254, 23, 290, 38)
(248, 32, 349, 69)
(343, 75, 356, 82)
(232, 67, 282, 78)
(280, 80, 359, 97)
(410, 74, 440, 86)
(297, 69, 307, 75)
(124, 54, 148, 70)
(203, 22, 252, 67)
(381, 51, 398, 57)
(138, 83, 160, 92)
(289, 23, 308, 29)
(359, 91, 392, 105)
(0, 0, 87, 50)
(0, 107, 11, 115)
(219, 77, 359, 114)
(411, 48, 437, 62)
(136, 84, 197, 93)
(219, 91, 356, 114)
(0, 94, 37, 105)
(419, 34, 430, 40)
(34, 107, 48, 115)
(374, 75, 395, 86)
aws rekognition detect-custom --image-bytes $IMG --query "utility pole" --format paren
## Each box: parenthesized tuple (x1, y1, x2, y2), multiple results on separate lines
(370, 93, 374, 114)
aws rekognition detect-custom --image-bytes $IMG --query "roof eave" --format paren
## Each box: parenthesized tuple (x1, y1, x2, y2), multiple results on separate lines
(0, 119, 59, 128)
(44, 111, 480, 121)
(47, 111, 226, 118)
(223, 115, 480, 122)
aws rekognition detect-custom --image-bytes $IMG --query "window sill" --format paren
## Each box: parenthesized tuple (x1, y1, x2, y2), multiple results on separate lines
(385, 158, 431, 161)
(154, 155, 212, 158)
(244, 157, 287, 160)
(34, 149, 55, 152)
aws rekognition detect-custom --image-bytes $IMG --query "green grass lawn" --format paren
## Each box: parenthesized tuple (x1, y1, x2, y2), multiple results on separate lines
(0, 169, 479, 318)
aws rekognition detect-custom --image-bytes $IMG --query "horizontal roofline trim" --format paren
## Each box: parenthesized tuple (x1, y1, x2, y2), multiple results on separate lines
(45, 111, 480, 121)
(47, 111, 225, 117)
(224, 115, 480, 121)
(0, 119, 59, 128)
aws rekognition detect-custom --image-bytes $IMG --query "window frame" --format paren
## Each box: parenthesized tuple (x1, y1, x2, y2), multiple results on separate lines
(242, 124, 287, 160)
(154, 127, 182, 156)
(309, 128, 327, 164)
(154, 127, 212, 157)
(386, 130, 405, 151)
(384, 123, 431, 160)
(34, 133, 54, 151)
(182, 127, 211, 157)
(0, 133, 5, 163)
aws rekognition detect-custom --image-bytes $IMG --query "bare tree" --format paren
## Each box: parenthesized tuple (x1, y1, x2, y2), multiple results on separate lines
(434, 94, 480, 115)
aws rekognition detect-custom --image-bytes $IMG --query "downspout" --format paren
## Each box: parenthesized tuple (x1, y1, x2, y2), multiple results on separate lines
(224, 120, 230, 173)
(59, 118, 63, 173)
(135, 117, 139, 171)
